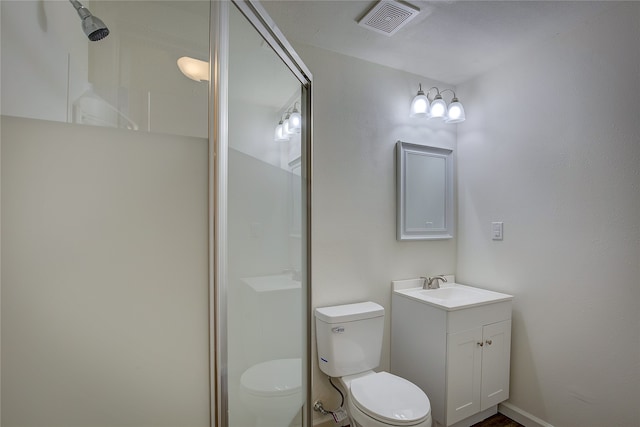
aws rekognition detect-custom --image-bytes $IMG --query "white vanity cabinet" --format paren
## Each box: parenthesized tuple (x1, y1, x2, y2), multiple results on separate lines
(446, 319, 511, 425)
(391, 283, 513, 427)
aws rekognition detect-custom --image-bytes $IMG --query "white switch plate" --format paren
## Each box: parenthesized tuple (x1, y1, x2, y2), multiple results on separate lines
(492, 222, 504, 240)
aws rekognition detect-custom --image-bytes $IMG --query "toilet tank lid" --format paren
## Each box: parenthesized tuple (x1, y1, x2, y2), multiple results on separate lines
(315, 301, 384, 324)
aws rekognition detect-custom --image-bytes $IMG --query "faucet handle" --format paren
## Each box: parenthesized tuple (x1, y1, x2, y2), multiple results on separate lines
(427, 275, 448, 289)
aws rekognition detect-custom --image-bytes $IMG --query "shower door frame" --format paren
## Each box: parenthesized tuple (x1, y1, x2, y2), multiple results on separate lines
(208, 1, 313, 426)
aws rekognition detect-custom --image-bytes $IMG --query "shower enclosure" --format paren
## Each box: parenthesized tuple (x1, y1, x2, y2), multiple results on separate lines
(0, 1, 311, 426)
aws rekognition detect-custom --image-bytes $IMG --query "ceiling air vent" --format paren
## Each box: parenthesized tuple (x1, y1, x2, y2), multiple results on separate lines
(357, 0, 420, 37)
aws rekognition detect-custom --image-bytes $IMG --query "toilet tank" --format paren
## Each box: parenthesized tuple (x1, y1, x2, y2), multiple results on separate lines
(315, 301, 384, 377)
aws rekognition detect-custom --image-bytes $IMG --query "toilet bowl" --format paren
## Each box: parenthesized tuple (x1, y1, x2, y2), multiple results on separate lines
(315, 302, 432, 427)
(341, 371, 431, 427)
(239, 358, 303, 427)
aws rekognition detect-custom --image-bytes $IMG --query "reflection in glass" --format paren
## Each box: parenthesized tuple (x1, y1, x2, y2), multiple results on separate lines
(227, 4, 306, 427)
(406, 153, 446, 230)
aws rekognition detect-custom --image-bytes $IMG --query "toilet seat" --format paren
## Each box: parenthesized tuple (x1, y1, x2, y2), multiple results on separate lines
(349, 372, 431, 426)
(240, 358, 301, 397)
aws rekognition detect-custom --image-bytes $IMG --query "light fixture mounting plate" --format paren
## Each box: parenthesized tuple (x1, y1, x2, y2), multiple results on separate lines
(357, 0, 420, 37)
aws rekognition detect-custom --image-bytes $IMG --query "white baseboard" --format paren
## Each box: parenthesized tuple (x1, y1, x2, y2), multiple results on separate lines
(314, 401, 554, 427)
(499, 402, 554, 427)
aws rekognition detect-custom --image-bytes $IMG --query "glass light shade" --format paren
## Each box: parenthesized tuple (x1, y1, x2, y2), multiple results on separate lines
(283, 113, 291, 134)
(274, 122, 289, 141)
(429, 97, 447, 119)
(410, 92, 430, 118)
(177, 56, 209, 82)
(445, 100, 466, 123)
(288, 110, 301, 133)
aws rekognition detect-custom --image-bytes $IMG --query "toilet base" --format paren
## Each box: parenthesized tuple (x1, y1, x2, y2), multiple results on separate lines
(348, 397, 432, 427)
(340, 373, 432, 427)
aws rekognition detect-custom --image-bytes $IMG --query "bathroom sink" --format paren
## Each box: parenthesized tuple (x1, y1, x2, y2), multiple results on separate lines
(393, 282, 512, 311)
(415, 287, 475, 301)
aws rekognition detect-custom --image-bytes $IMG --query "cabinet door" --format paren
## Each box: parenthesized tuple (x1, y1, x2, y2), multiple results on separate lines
(446, 327, 483, 425)
(480, 320, 512, 411)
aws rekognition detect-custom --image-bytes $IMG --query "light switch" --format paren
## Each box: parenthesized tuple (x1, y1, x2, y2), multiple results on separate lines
(492, 222, 503, 240)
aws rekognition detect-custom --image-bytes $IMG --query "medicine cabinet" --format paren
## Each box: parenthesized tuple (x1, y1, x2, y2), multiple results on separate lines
(396, 141, 454, 240)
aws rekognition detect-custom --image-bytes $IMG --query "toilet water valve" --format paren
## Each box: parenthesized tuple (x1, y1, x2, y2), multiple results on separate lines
(313, 400, 348, 424)
(313, 400, 329, 415)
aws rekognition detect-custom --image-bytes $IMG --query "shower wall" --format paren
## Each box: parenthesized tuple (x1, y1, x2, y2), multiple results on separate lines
(0, 1, 209, 137)
(1, 1, 212, 425)
(1, 116, 210, 426)
(0, 1, 88, 121)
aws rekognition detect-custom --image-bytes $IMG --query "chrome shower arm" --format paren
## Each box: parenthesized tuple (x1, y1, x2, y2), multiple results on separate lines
(69, 0, 90, 19)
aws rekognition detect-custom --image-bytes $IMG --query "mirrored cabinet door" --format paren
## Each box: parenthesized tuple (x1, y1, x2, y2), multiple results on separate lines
(397, 141, 454, 240)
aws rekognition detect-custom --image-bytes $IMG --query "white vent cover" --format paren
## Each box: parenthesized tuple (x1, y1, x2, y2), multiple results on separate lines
(357, 0, 420, 36)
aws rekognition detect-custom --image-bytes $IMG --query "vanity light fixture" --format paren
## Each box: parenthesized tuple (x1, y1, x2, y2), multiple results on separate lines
(274, 102, 302, 141)
(410, 84, 465, 123)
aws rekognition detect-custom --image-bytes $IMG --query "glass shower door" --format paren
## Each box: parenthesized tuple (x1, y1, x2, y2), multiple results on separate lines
(224, 3, 308, 427)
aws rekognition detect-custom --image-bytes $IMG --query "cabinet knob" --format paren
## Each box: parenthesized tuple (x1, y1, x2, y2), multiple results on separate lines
(485, 339, 493, 345)
(477, 342, 484, 347)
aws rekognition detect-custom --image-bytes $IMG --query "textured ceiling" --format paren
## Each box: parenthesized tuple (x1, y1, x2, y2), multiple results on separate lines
(261, 0, 616, 85)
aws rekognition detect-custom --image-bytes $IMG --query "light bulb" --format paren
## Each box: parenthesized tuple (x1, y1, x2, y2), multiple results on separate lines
(274, 121, 289, 141)
(289, 108, 301, 133)
(429, 96, 447, 119)
(445, 99, 465, 123)
(410, 86, 430, 118)
(283, 112, 291, 134)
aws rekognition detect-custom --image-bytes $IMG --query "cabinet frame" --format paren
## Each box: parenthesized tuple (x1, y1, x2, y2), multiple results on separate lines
(391, 295, 512, 427)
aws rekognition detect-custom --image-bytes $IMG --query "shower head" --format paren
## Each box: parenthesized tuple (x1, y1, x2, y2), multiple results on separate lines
(69, 0, 109, 41)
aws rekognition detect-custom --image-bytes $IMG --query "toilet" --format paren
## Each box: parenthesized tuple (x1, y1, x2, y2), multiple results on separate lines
(315, 302, 432, 427)
(239, 358, 303, 427)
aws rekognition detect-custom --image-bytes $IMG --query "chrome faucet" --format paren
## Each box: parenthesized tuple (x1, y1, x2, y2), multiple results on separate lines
(422, 275, 447, 289)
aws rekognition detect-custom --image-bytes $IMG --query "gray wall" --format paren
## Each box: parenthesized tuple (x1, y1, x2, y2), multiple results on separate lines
(456, 3, 640, 426)
(298, 3, 640, 426)
(295, 44, 458, 412)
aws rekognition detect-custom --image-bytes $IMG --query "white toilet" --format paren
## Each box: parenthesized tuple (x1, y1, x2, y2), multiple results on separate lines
(315, 302, 432, 427)
(239, 358, 303, 427)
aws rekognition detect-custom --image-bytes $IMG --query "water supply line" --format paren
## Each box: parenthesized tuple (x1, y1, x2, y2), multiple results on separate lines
(313, 377, 348, 424)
